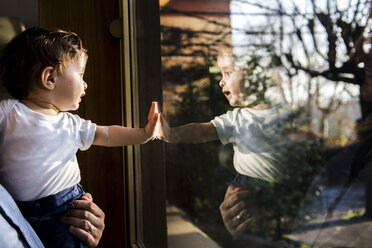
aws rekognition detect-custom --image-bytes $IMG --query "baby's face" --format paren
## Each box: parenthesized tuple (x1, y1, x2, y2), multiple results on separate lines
(52, 56, 88, 111)
(217, 55, 244, 106)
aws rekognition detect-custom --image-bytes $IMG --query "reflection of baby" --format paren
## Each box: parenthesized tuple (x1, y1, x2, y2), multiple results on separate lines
(158, 52, 284, 183)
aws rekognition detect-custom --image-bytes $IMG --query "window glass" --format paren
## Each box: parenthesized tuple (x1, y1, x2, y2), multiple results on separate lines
(160, 1, 372, 247)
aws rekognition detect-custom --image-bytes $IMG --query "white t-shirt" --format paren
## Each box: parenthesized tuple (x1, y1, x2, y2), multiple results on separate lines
(211, 107, 284, 182)
(0, 99, 96, 201)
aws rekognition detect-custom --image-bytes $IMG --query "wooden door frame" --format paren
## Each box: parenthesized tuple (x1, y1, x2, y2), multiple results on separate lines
(123, 0, 167, 246)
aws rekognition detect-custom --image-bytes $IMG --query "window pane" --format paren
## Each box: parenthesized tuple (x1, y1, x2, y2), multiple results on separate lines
(160, 1, 371, 247)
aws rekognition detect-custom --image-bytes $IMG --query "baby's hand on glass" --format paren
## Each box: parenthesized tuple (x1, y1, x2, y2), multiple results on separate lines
(145, 102, 159, 141)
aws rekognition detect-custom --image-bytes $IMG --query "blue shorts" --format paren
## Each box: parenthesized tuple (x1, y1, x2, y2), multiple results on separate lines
(16, 184, 87, 248)
(230, 172, 270, 189)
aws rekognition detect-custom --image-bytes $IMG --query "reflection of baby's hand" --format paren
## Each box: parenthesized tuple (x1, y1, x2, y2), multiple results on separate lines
(157, 113, 171, 142)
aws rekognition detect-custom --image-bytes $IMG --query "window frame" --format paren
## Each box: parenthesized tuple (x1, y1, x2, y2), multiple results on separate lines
(120, 0, 167, 247)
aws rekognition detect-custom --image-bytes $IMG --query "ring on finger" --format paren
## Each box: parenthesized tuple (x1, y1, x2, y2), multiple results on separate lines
(235, 214, 241, 221)
(88, 223, 94, 233)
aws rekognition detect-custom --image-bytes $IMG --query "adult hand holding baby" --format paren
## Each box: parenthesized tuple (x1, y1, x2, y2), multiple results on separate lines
(219, 185, 257, 237)
(62, 193, 105, 248)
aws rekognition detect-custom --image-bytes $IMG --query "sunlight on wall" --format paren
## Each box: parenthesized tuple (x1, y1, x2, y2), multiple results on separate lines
(160, 0, 171, 8)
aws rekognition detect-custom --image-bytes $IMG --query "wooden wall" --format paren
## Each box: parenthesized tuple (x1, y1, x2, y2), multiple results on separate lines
(39, 1, 126, 247)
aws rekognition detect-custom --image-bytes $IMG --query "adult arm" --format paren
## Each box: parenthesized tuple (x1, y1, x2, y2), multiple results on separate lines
(61, 193, 105, 248)
(0, 184, 44, 247)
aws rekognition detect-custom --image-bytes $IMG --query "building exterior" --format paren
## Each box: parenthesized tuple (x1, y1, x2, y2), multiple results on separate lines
(160, 0, 232, 114)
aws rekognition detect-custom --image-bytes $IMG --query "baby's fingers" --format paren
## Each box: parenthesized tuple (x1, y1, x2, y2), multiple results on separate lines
(147, 101, 159, 121)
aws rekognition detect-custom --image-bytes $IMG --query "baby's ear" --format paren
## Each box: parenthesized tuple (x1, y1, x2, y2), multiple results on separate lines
(40, 66, 56, 90)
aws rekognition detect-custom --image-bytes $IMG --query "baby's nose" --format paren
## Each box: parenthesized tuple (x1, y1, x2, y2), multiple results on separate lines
(219, 79, 225, 87)
(83, 82, 88, 90)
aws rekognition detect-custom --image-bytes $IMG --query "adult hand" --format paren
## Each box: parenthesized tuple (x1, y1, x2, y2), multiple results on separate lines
(61, 193, 105, 247)
(219, 185, 256, 237)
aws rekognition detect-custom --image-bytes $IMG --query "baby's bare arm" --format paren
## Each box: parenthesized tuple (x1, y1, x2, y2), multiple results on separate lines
(93, 104, 158, 146)
(93, 125, 153, 146)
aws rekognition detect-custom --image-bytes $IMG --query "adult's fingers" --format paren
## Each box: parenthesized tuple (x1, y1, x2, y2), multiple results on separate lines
(62, 195, 105, 247)
(71, 198, 105, 219)
(221, 189, 251, 210)
(63, 201, 105, 232)
(224, 185, 236, 200)
(220, 187, 253, 237)
(232, 213, 256, 237)
(220, 200, 249, 225)
(68, 225, 98, 248)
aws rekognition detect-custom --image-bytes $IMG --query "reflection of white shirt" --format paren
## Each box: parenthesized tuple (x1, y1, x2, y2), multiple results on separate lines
(0, 99, 96, 201)
(211, 107, 283, 182)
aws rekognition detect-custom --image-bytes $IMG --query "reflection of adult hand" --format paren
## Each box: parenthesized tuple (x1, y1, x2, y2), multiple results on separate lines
(61, 193, 105, 248)
(219, 185, 255, 237)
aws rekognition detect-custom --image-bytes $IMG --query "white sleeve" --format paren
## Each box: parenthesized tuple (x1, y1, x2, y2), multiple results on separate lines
(0, 101, 6, 128)
(210, 110, 236, 145)
(70, 114, 97, 151)
(0, 99, 17, 129)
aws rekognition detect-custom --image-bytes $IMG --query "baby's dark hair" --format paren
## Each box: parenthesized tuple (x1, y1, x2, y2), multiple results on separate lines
(0, 27, 87, 99)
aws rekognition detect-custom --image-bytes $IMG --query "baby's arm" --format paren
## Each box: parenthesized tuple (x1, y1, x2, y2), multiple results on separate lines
(157, 113, 218, 143)
(93, 106, 158, 146)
